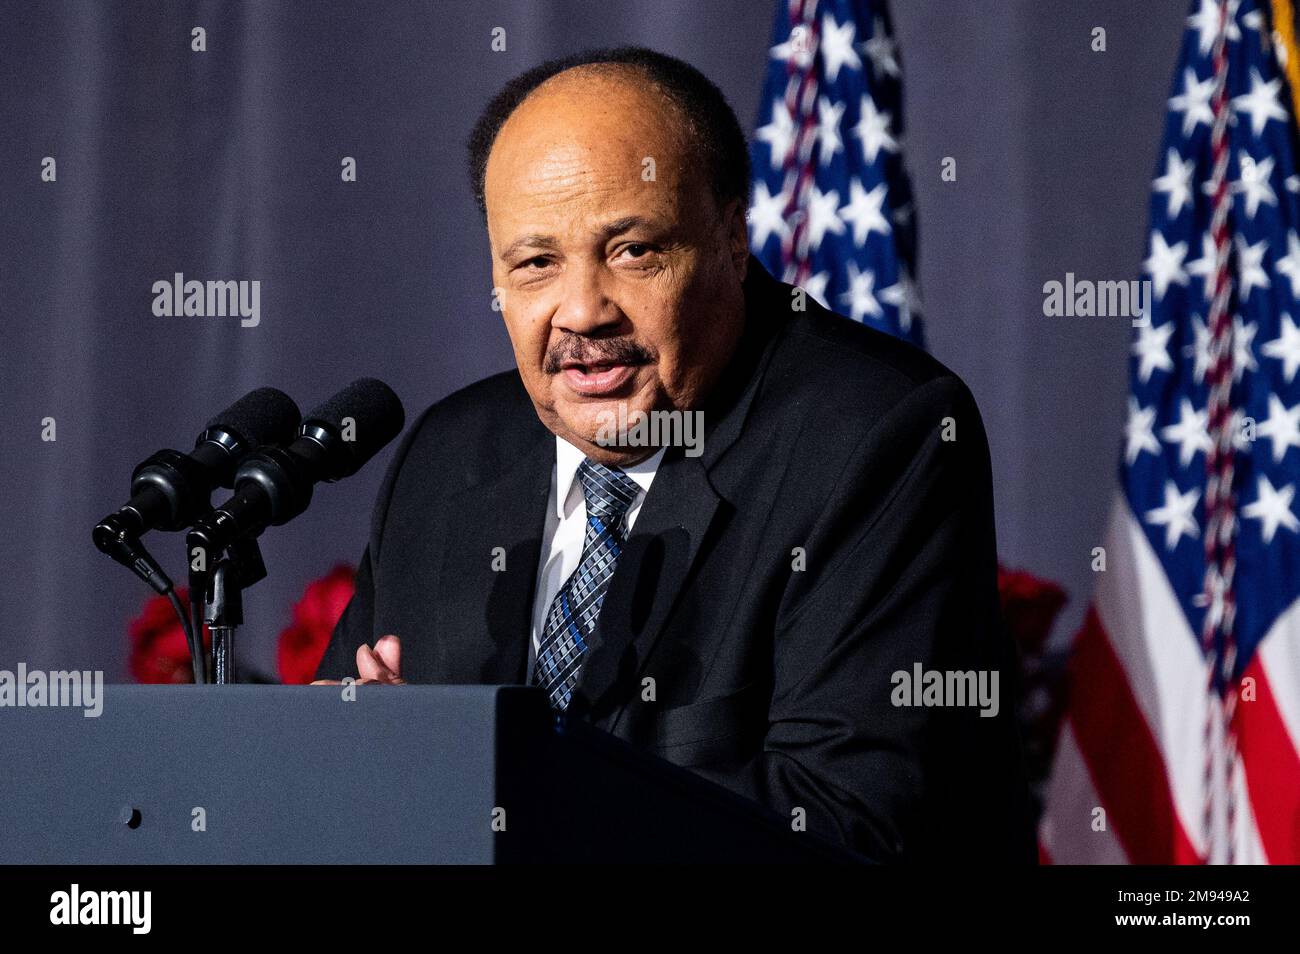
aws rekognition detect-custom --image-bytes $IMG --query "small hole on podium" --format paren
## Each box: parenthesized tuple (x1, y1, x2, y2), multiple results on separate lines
(121, 807, 142, 829)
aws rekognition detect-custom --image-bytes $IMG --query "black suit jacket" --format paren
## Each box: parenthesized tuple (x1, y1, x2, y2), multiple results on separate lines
(317, 257, 1035, 863)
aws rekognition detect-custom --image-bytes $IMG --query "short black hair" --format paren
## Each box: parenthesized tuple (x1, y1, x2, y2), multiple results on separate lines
(466, 46, 750, 220)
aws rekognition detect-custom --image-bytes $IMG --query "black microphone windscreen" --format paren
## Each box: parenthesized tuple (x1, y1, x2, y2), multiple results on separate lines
(204, 387, 302, 448)
(303, 378, 405, 476)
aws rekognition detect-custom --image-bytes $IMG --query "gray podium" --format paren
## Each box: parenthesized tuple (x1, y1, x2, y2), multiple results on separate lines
(0, 685, 862, 864)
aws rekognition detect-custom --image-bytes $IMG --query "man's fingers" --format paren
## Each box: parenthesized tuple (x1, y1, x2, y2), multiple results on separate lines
(355, 642, 406, 685)
(356, 644, 391, 682)
(374, 634, 402, 675)
(352, 673, 407, 686)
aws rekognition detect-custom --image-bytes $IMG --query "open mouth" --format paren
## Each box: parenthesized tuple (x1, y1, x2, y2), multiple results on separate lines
(559, 361, 639, 396)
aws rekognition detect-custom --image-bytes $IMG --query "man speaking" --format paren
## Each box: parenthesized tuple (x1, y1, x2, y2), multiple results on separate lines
(315, 46, 1033, 863)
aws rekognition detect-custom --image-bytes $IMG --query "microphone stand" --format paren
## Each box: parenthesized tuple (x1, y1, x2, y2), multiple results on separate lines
(202, 538, 267, 684)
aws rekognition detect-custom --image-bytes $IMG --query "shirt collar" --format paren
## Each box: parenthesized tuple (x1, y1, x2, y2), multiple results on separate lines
(554, 436, 666, 519)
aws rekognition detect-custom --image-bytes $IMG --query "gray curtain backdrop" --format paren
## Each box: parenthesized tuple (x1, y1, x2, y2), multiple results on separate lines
(0, 0, 1187, 680)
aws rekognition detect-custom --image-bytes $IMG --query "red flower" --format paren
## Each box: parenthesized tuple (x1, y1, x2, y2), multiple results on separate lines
(998, 565, 1068, 656)
(278, 564, 355, 684)
(128, 588, 210, 684)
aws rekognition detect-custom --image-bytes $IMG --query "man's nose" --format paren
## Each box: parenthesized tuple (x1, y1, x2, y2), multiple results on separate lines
(553, 263, 622, 336)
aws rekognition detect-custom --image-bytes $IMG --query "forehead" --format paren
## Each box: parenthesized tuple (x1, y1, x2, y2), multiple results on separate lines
(483, 69, 705, 228)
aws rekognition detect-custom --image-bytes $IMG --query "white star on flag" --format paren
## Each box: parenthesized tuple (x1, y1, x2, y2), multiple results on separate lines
(1257, 393, 1300, 462)
(1146, 480, 1201, 549)
(1236, 235, 1272, 298)
(1233, 315, 1260, 381)
(1263, 313, 1300, 381)
(819, 15, 862, 82)
(802, 270, 830, 309)
(1275, 231, 1300, 296)
(1161, 397, 1213, 467)
(851, 95, 898, 164)
(862, 16, 899, 79)
(1242, 475, 1300, 543)
(1125, 398, 1161, 464)
(770, 26, 816, 70)
(1230, 154, 1277, 218)
(880, 270, 921, 333)
(816, 96, 845, 166)
(749, 180, 791, 249)
(840, 262, 883, 322)
(1232, 68, 1288, 137)
(805, 184, 846, 251)
(756, 102, 797, 170)
(1133, 319, 1176, 382)
(838, 179, 890, 246)
(1169, 68, 1216, 136)
(1154, 149, 1196, 218)
(1143, 231, 1190, 299)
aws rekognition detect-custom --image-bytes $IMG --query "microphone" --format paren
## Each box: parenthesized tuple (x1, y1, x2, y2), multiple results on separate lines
(187, 378, 405, 556)
(93, 387, 301, 592)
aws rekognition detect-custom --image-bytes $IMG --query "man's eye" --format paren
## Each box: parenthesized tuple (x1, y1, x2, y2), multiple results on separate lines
(520, 256, 550, 270)
(622, 243, 657, 259)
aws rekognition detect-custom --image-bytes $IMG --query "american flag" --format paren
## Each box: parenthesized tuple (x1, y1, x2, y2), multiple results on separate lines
(1043, 0, 1300, 864)
(749, 0, 922, 346)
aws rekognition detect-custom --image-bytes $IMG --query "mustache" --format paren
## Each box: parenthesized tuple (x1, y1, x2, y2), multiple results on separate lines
(543, 335, 655, 373)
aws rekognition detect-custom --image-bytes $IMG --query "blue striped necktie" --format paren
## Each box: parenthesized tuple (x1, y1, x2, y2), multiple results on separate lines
(533, 457, 641, 711)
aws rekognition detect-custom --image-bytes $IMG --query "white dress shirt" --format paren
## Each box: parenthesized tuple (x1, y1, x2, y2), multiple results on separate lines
(526, 436, 666, 686)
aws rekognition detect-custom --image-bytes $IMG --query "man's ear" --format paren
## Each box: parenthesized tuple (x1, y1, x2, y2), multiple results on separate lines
(722, 197, 750, 279)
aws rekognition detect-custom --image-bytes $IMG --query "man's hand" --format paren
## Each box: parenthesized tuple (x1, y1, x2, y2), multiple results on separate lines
(310, 634, 406, 685)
